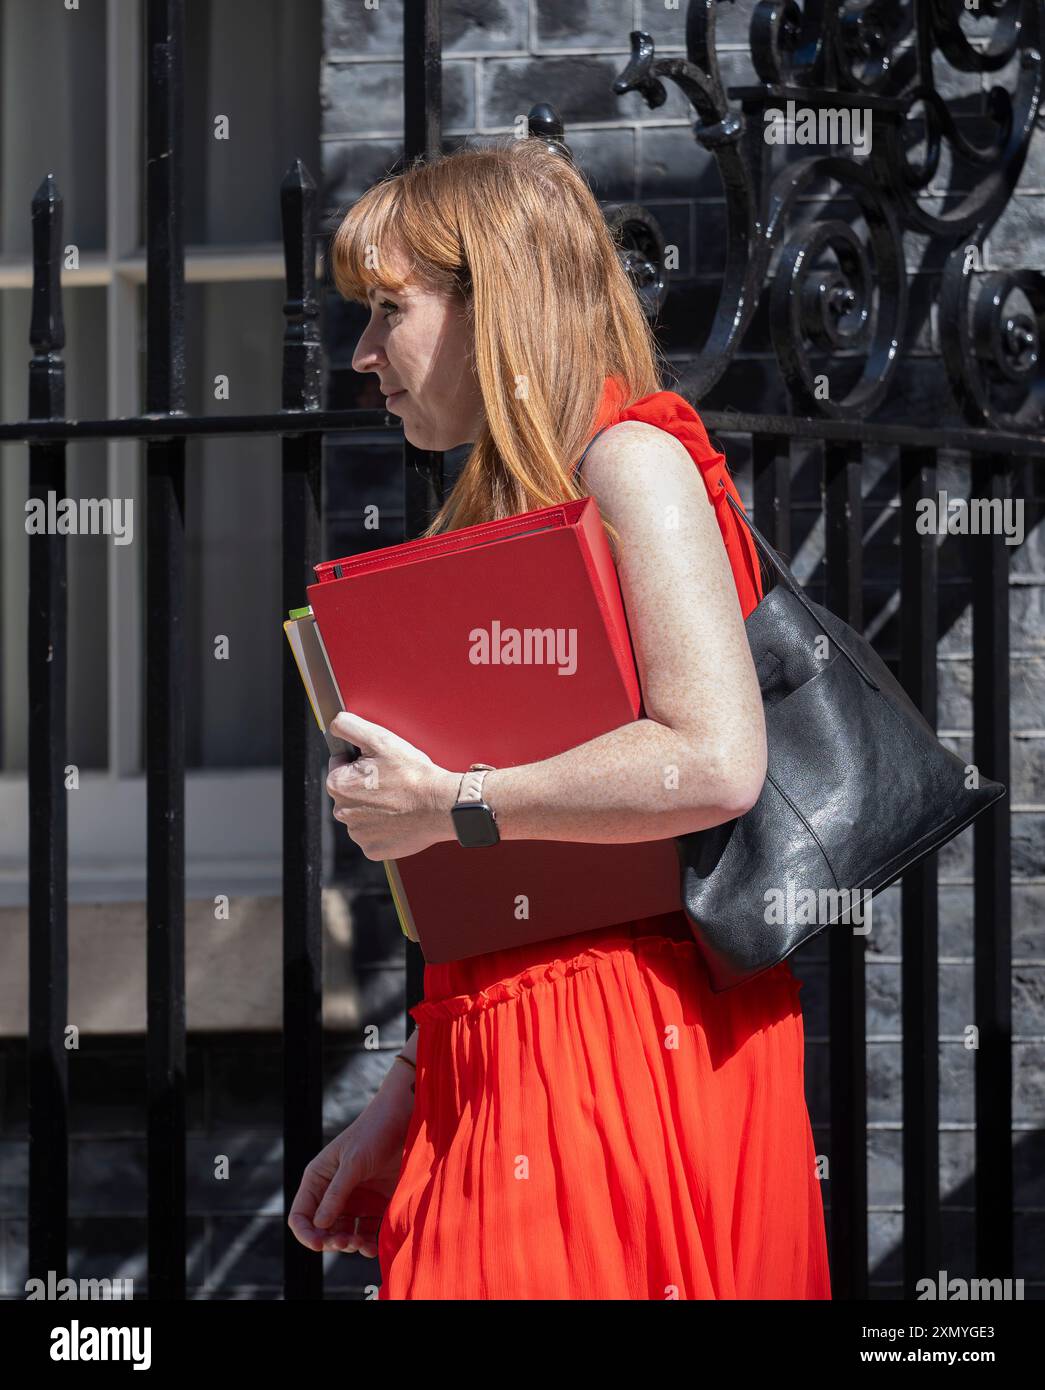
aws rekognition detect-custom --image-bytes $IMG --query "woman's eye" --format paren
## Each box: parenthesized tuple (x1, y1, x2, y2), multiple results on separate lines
(379, 299, 400, 320)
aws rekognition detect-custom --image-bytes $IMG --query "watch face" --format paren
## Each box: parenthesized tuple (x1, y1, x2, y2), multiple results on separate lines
(452, 803, 500, 848)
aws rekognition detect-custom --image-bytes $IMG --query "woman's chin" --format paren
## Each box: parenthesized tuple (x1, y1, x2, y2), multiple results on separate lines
(403, 425, 443, 452)
(401, 421, 468, 452)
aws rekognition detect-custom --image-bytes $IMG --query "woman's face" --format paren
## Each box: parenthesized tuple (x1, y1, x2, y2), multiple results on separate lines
(351, 250, 485, 452)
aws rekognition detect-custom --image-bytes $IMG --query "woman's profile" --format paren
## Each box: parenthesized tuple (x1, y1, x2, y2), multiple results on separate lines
(288, 136, 832, 1300)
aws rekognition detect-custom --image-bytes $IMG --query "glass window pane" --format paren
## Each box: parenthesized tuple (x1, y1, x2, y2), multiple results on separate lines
(140, 279, 285, 769)
(0, 0, 107, 257)
(147, 0, 322, 248)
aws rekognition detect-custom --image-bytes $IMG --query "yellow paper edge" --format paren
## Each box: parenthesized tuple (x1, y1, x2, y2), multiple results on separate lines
(383, 859, 419, 942)
(285, 617, 416, 944)
(283, 618, 328, 737)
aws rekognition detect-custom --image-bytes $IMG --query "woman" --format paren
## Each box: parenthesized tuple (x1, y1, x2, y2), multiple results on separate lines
(288, 138, 831, 1299)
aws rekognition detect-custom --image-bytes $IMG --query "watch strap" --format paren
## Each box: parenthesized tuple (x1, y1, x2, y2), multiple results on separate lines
(457, 762, 496, 805)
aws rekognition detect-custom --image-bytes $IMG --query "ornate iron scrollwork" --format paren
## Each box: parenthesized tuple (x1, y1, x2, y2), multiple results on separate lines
(541, 0, 1045, 427)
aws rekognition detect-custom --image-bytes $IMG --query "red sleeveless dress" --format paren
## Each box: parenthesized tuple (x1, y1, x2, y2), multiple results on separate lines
(376, 379, 832, 1299)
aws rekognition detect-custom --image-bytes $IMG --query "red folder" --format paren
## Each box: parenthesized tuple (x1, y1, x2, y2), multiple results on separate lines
(307, 496, 681, 962)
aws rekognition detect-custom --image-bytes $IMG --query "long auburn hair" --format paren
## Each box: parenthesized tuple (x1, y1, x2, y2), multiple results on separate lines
(329, 137, 669, 556)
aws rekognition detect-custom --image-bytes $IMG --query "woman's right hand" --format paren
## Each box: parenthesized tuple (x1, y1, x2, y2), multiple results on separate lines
(287, 1064, 415, 1258)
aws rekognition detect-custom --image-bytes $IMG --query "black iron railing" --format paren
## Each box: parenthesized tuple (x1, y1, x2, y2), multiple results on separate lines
(7, 0, 1040, 1301)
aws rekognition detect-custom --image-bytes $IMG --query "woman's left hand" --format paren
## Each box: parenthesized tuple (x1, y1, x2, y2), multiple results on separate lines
(325, 710, 460, 860)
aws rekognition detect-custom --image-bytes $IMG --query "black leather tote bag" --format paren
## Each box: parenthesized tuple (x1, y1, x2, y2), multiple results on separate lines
(678, 486, 1008, 993)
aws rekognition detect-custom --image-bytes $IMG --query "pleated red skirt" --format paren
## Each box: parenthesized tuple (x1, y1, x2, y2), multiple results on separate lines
(377, 910, 831, 1299)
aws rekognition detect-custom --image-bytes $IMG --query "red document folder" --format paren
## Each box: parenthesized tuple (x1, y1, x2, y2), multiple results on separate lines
(307, 496, 681, 963)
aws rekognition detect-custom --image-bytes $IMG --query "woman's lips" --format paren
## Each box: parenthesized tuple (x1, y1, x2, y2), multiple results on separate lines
(385, 389, 407, 408)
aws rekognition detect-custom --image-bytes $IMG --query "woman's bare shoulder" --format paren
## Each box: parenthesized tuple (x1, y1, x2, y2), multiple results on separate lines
(580, 418, 706, 508)
(587, 417, 680, 450)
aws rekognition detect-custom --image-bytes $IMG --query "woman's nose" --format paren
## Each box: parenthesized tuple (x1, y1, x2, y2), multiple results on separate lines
(352, 325, 385, 375)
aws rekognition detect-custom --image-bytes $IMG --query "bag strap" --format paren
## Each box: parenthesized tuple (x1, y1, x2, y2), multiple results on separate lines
(718, 482, 880, 691)
(717, 483, 803, 597)
(575, 424, 611, 477)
